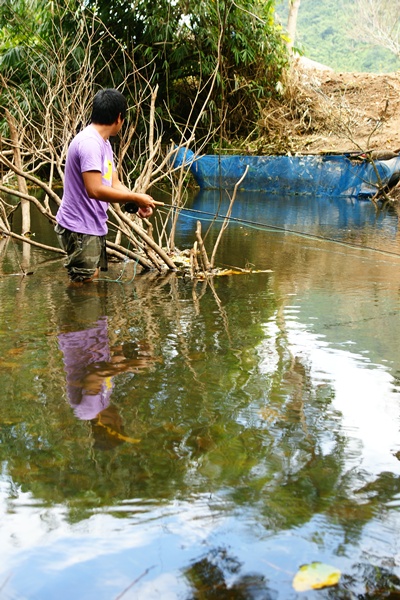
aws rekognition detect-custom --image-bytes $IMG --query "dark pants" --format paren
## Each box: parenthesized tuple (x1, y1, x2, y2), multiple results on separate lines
(55, 224, 107, 282)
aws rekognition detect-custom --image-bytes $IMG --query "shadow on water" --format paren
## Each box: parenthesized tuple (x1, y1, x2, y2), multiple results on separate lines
(1, 192, 400, 598)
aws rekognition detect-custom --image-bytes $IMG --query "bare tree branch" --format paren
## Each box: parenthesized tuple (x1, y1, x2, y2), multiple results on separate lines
(352, 0, 400, 57)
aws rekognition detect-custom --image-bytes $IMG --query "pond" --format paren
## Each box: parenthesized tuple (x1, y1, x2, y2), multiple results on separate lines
(1, 190, 400, 599)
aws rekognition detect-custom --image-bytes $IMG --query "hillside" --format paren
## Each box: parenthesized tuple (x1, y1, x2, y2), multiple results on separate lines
(276, 0, 400, 73)
(252, 61, 400, 198)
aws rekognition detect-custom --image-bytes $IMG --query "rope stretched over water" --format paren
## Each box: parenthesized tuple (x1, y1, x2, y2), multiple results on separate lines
(160, 206, 400, 259)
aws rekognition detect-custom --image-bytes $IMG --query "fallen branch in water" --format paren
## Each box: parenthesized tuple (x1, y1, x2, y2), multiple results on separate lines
(210, 165, 249, 269)
(0, 228, 65, 253)
(114, 566, 155, 600)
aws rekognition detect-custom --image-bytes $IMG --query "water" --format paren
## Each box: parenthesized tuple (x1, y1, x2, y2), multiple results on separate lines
(1, 191, 400, 598)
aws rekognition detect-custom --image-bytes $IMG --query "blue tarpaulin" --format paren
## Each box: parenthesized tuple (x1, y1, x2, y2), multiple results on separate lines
(173, 148, 400, 197)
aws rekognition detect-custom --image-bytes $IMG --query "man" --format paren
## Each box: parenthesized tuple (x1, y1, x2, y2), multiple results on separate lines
(55, 88, 162, 283)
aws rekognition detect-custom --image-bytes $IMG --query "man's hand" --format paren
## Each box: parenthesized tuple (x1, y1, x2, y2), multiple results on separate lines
(131, 192, 163, 219)
(137, 206, 153, 219)
(132, 192, 156, 210)
(83, 171, 164, 215)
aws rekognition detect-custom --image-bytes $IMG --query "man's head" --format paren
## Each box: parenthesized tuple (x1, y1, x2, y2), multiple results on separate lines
(91, 89, 127, 126)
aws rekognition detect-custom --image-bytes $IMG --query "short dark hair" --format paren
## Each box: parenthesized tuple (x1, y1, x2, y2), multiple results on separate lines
(91, 89, 127, 125)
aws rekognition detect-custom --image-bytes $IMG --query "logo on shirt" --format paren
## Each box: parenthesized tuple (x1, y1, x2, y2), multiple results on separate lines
(103, 159, 112, 183)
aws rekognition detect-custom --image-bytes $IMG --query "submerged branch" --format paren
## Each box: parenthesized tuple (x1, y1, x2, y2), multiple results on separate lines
(106, 240, 154, 270)
(0, 228, 64, 253)
(195, 221, 211, 272)
(210, 165, 248, 269)
(110, 206, 176, 270)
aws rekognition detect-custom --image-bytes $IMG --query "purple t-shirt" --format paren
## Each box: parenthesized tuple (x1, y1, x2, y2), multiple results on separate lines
(56, 125, 114, 236)
(58, 317, 113, 420)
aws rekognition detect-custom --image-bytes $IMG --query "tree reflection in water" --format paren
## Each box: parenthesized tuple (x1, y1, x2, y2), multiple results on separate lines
(0, 254, 400, 597)
(57, 284, 156, 451)
(184, 547, 277, 599)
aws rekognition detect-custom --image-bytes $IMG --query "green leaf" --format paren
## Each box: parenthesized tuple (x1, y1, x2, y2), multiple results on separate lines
(292, 562, 341, 592)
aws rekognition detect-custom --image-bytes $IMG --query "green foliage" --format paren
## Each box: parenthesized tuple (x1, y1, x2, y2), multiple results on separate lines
(0, 0, 289, 148)
(276, 0, 400, 72)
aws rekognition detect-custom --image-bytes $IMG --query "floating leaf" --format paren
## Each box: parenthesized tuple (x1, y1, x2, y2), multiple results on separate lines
(214, 268, 274, 277)
(216, 269, 243, 276)
(292, 562, 341, 592)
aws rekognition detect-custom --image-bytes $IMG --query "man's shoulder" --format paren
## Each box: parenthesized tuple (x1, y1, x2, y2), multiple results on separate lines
(69, 126, 104, 157)
(74, 125, 101, 144)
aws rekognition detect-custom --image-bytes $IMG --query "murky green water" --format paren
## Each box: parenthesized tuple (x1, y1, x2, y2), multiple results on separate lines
(1, 191, 400, 599)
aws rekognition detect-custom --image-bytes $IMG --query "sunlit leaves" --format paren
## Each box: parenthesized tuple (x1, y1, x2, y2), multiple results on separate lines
(292, 562, 341, 591)
(82, 0, 288, 139)
(0, 0, 289, 148)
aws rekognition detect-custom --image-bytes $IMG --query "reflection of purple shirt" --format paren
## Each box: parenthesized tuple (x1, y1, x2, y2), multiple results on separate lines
(56, 125, 114, 235)
(58, 317, 113, 420)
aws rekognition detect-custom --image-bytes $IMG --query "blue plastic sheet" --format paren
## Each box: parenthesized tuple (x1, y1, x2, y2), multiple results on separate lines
(173, 148, 400, 197)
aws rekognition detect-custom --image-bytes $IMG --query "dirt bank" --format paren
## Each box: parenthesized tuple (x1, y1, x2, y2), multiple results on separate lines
(263, 59, 400, 156)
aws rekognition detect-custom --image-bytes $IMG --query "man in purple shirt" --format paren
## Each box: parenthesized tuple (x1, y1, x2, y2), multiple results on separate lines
(56, 88, 163, 283)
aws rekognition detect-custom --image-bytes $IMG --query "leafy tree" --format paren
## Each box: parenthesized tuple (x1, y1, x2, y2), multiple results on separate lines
(0, 0, 52, 75)
(83, 0, 289, 140)
(0, 0, 288, 146)
(0, 0, 289, 260)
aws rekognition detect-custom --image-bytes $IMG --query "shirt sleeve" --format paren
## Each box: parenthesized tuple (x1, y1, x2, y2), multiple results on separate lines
(78, 136, 104, 173)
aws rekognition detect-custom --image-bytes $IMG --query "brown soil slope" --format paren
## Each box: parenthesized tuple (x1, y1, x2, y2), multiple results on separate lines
(267, 61, 400, 156)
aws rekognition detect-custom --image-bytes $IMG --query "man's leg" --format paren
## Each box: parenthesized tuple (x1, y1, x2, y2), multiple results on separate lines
(55, 225, 102, 283)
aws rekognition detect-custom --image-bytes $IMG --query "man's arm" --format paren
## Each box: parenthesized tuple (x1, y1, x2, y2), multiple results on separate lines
(82, 171, 162, 213)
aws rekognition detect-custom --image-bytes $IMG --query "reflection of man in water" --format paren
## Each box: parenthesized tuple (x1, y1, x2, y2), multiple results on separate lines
(58, 316, 114, 421)
(58, 286, 152, 450)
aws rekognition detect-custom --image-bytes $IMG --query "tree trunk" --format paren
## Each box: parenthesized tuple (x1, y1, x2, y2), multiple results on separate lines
(287, 0, 301, 54)
(5, 109, 31, 235)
